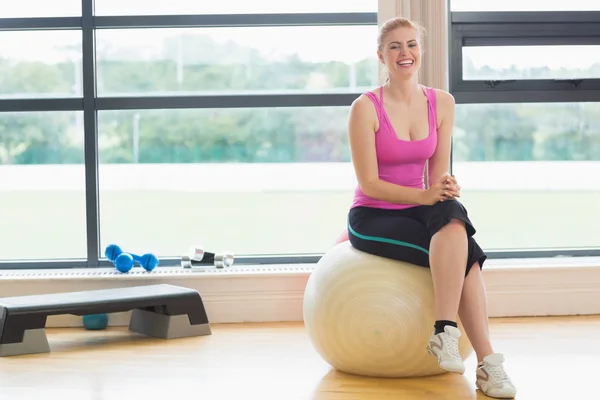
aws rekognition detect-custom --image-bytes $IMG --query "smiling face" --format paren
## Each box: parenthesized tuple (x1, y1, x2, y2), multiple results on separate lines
(377, 23, 423, 82)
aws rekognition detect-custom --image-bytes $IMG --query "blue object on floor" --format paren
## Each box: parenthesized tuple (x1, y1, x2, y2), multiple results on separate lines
(83, 313, 109, 330)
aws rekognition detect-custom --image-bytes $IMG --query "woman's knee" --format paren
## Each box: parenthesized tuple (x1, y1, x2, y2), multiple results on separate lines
(434, 218, 468, 241)
(433, 199, 466, 215)
(444, 217, 466, 232)
(430, 200, 476, 237)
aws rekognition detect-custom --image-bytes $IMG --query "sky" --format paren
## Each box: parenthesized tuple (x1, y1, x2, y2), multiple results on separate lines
(0, 0, 599, 70)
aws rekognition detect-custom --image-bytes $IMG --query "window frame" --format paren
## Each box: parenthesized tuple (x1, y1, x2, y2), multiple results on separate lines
(2, 2, 600, 269)
(0, 0, 377, 269)
(448, 11, 600, 104)
(448, 7, 600, 259)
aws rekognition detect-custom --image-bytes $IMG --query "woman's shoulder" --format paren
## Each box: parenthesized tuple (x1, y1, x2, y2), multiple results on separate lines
(351, 87, 381, 111)
(427, 86, 455, 107)
(356, 87, 382, 104)
(421, 86, 455, 124)
(416, 86, 455, 130)
(349, 89, 381, 132)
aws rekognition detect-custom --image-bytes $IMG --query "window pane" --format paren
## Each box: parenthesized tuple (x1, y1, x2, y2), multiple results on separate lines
(453, 102, 600, 251)
(0, 1, 81, 17)
(95, 0, 377, 15)
(98, 107, 353, 257)
(95, 26, 378, 96)
(0, 30, 83, 99)
(0, 111, 86, 260)
(463, 46, 600, 80)
(451, 0, 600, 11)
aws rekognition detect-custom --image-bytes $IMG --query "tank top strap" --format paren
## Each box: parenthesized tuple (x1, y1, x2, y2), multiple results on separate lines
(363, 86, 385, 122)
(421, 85, 438, 130)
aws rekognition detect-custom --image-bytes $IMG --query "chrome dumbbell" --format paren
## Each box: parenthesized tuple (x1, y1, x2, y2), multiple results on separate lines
(182, 246, 235, 269)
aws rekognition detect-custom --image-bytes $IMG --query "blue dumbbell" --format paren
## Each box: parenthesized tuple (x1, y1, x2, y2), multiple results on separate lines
(105, 244, 159, 273)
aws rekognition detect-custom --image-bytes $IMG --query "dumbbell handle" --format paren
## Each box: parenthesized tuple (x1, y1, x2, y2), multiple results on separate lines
(116, 251, 152, 267)
(130, 252, 150, 263)
(197, 251, 216, 264)
(182, 252, 234, 269)
(106, 244, 148, 263)
(188, 246, 234, 266)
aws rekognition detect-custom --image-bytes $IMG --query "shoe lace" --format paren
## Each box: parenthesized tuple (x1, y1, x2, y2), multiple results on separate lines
(443, 335, 460, 359)
(486, 364, 511, 383)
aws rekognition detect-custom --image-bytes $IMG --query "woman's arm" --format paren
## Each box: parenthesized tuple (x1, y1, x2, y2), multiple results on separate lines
(348, 95, 425, 205)
(428, 90, 456, 188)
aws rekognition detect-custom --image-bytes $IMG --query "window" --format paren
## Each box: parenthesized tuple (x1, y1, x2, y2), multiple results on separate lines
(4, 0, 597, 268)
(95, 26, 378, 96)
(0, 30, 83, 99)
(98, 107, 354, 257)
(453, 102, 600, 251)
(0, 111, 86, 261)
(449, 5, 600, 257)
(94, 0, 377, 15)
(462, 45, 600, 81)
(0, 0, 81, 17)
(451, 0, 600, 12)
(0, 0, 375, 268)
(449, 11, 600, 104)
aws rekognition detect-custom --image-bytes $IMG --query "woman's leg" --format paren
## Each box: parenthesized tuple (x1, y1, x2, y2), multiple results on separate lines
(410, 200, 481, 374)
(429, 213, 494, 360)
(423, 217, 470, 375)
(413, 200, 480, 329)
(429, 218, 468, 323)
(458, 261, 493, 363)
(416, 202, 516, 398)
(460, 263, 517, 398)
(347, 206, 466, 374)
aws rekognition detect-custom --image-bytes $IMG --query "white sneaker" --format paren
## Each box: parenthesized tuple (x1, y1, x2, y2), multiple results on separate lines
(476, 353, 517, 399)
(426, 325, 465, 374)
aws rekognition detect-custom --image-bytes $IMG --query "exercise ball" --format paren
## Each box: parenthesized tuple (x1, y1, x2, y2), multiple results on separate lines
(303, 241, 473, 378)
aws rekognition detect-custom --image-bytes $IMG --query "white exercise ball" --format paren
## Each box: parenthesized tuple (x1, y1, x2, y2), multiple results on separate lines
(303, 241, 473, 378)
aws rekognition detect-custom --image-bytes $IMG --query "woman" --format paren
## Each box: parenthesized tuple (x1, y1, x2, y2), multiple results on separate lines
(342, 17, 517, 399)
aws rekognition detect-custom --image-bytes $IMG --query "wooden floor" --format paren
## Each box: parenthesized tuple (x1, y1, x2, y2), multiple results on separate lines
(0, 315, 596, 400)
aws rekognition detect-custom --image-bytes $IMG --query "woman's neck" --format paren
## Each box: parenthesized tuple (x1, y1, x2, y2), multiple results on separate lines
(384, 77, 421, 104)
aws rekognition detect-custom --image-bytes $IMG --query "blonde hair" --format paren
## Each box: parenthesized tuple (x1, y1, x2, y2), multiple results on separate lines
(377, 17, 426, 82)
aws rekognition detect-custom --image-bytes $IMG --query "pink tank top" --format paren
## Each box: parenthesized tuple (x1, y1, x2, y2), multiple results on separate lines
(351, 85, 438, 210)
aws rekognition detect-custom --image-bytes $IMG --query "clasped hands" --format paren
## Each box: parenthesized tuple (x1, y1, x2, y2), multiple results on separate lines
(420, 174, 461, 206)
